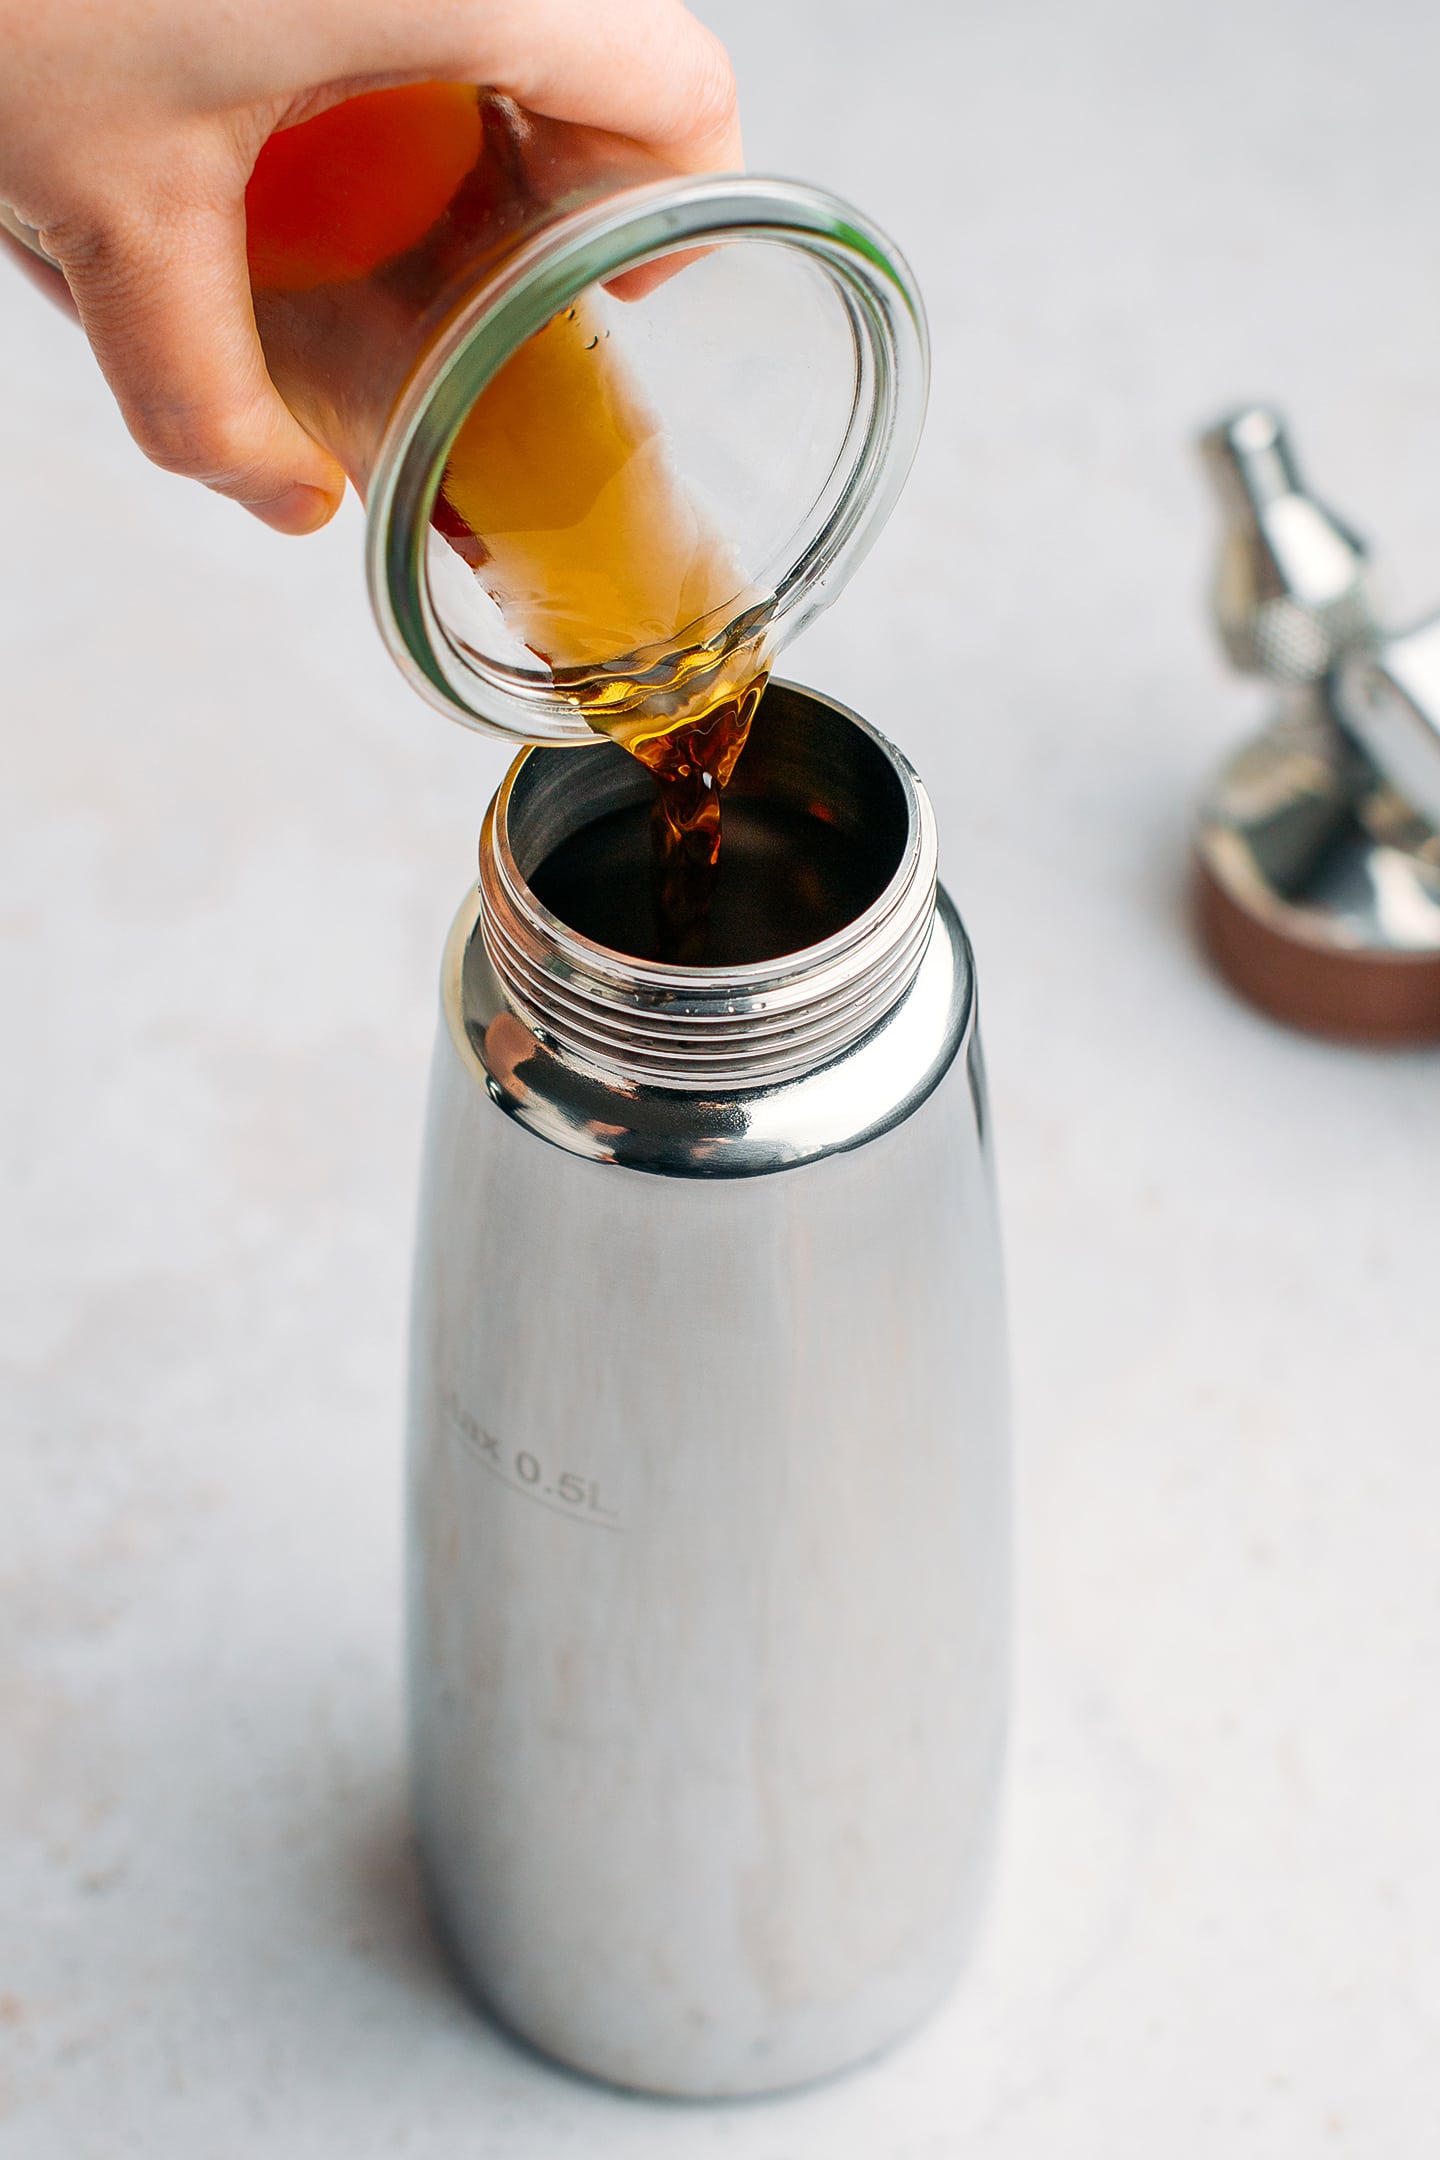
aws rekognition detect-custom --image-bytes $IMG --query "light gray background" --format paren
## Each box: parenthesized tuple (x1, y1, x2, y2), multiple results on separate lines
(3, 1, 1439, 2151)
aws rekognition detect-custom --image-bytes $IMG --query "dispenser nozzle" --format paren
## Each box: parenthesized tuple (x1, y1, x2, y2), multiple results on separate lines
(1198, 405, 1374, 684)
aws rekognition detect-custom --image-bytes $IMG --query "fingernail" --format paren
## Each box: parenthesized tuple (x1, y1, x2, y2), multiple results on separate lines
(250, 482, 342, 536)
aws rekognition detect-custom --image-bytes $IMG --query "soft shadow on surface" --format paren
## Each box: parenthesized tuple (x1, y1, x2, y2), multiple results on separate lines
(340, 1783, 459, 2004)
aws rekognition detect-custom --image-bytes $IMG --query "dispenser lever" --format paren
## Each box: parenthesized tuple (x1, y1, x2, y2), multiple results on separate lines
(1335, 617, 1440, 836)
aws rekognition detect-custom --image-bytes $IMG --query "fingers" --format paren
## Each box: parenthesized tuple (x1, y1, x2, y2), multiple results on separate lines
(473, 0, 742, 169)
(255, 0, 741, 171)
(8, 0, 742, 538)
(43, 181, 346, 533)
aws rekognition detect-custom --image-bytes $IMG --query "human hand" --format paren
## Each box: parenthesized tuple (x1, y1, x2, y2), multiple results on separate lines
(0, 0, 740, 534)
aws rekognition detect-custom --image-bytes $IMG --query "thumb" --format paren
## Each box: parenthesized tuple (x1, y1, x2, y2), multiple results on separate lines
(45, 182, 346, 534)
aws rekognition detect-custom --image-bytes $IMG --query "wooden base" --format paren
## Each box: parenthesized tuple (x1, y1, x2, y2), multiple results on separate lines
(1195, 853, 1440, 1046)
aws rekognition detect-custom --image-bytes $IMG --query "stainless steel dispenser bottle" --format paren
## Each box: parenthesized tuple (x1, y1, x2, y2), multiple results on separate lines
(406, 680, 1010, 2097)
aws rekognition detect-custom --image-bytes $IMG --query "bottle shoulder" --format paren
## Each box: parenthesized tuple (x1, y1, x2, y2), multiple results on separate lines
(440, 885, 976, 1178)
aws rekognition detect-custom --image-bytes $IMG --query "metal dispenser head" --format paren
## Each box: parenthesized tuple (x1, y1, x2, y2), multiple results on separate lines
(1193, 405, 1440, 1045)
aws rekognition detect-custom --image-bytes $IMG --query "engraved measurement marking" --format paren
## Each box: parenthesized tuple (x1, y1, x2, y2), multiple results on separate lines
(443, 1393, 623, 1531)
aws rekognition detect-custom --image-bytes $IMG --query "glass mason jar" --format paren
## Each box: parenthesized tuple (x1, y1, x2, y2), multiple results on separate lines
(1, 86, 927, 748)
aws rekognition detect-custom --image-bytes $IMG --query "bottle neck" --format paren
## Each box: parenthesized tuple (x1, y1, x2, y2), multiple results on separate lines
(476, 683, 938, 1093)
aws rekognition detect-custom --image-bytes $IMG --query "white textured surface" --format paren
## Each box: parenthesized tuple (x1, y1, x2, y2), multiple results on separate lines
(4, 1, 1440, 2150)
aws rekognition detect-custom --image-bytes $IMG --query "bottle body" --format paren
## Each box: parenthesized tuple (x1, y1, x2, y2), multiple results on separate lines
(405, 684, 1010, 2095)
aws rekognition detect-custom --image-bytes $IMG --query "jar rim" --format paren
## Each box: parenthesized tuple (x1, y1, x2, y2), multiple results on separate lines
(365, 175, 929, 745)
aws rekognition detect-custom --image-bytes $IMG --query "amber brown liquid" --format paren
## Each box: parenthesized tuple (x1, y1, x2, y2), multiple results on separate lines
(623, 676, 767, 963)
(245, 88, 766, 964)
(432, 295, 768, 963)
(533, 793, 894, 966)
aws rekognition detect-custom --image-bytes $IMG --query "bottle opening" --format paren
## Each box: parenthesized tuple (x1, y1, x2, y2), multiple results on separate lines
(476, 683, 938, 1092)
(523, 690, 909, 966)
